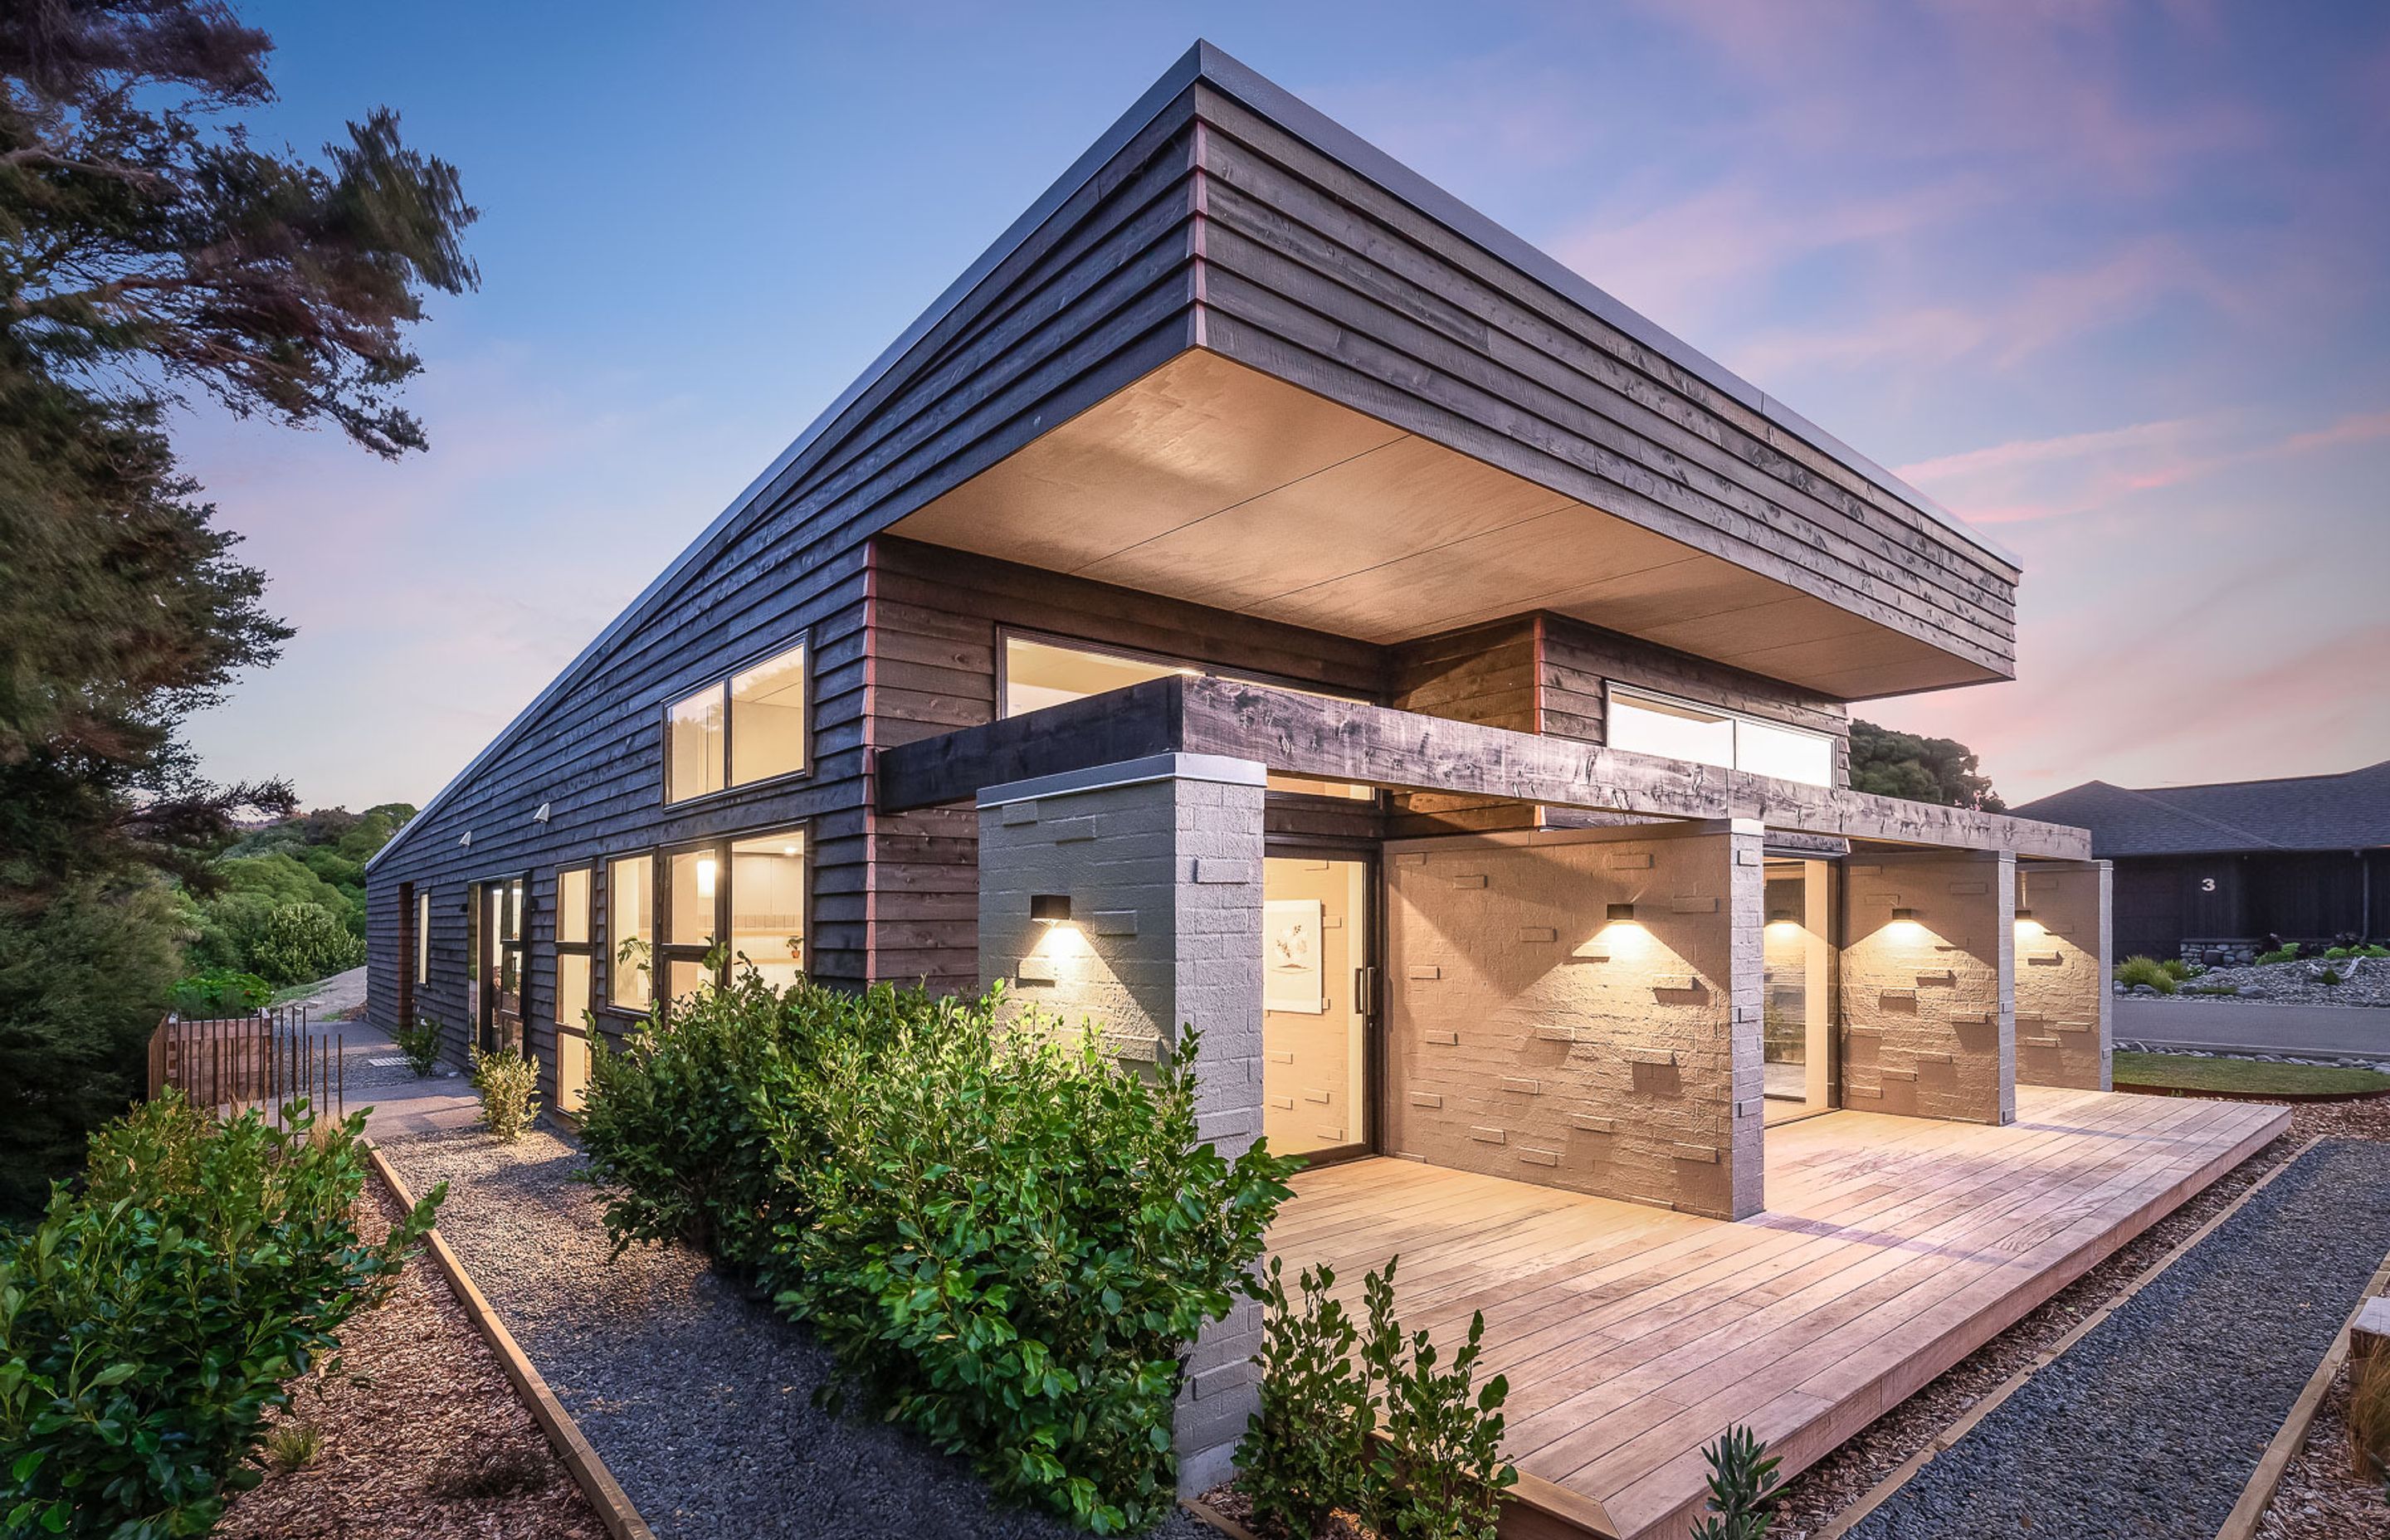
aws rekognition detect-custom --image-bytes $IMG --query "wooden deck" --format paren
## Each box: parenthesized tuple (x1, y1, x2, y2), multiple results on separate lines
(1269, 1086, 2289, 1540)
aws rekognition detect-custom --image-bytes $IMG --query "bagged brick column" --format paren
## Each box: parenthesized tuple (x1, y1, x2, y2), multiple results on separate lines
(1841, 850, 2016, 1124)
(973, 751, 1266, 1494)
(2014, 860, 2114, 1091)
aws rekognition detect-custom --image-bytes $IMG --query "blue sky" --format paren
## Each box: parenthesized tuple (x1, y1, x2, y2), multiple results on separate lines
(177, 1, 2390, 809)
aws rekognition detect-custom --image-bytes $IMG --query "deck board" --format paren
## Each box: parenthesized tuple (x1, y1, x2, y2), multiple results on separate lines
(1267, 1087, 2288, 1540)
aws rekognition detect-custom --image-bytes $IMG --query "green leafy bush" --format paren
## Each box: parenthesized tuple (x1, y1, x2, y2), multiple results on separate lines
(246, 900, 367, 987)
(469, 1045, 540, 1141)
(2360, 944, 2390, 960)
(577, 969, 915, 1268)
(170, 967, 274, 1016)
(391, 1015, 445, 1076)
(2256, 945, 2299, 965)
(1242, 1259, 1371, 1538)
(2114, 956, 2178, 994)
(1358, 1260, 1515, 1540)
(2158, 958, 2193, 982)
(2325, 946, 2353, 960)
(2321, 967, 2345, 987)
(0, 1094, 439, 1536)
(771, 1001, 1295, 1533)
(1236, 1255, 1518, 1540)
(1690, 1425, 1781, 1540)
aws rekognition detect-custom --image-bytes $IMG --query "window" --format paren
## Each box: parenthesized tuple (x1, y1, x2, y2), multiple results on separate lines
(607, 854, 654, 1010)
(665, 640, 808, 803)
(1607, 686, 1834, 787)
(414, 889, 431, 985)
(554, 866, 593, 1115)
(599, 832, 807, 1016)
(1000, 633, 1376, 801)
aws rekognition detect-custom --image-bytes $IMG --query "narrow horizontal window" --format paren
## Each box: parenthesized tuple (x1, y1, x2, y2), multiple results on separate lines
(1608, 686, 1833, 788)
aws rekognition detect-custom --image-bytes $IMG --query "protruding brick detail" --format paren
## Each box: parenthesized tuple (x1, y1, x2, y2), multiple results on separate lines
(2014, 859, 2114, 1091)
(1841, 850, 2017, 1124)
(973, 757, 1269, 1490)
(1383, 823, 1765, 1220)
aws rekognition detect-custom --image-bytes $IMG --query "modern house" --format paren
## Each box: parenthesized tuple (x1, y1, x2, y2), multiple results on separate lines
(2018, 761, 2390, 962)
(363, 42, 2284, 1540)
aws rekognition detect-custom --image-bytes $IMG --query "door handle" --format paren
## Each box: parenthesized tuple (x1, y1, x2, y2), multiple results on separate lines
(1354, 966, 1378, 1018)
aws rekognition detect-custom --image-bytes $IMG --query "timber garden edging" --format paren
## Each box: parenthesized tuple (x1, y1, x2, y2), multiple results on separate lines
(363, 1143, 656, 1540)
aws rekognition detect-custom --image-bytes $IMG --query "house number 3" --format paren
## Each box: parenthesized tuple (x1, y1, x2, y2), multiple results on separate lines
(2201, 878, 2217, 891)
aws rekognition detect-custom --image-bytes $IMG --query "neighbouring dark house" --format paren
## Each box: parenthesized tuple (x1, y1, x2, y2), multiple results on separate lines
(2017, 761, 2390, 962)
(353, 43, 2288, 1540)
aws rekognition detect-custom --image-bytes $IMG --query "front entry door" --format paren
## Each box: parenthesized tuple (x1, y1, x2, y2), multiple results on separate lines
(1261, 855, 1374, 1162)
(477, 878, 525, 1054)
(1762, 857, 1837, 1123)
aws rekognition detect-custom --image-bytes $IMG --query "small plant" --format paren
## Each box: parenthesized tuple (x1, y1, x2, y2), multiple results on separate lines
(1241, 1259, 1372, 1539)
(2114, 956, 2178, 995)
(2325, 946, 2353, 960)
(1359, 1259, 1517, 1540)
(2256, 945, 2299, 965)
(468, 1045, 541, 1142)
(2349, 1349, 2390, 1485)
(266, 1418, 324, 1471)
(2158, 958, 2193, 982)
(1690, 1425, 1781, 1540)
(391, 1015, 444, 1076)
(2360, 943, 2390, 959)
(2321, 967, 2345, 987)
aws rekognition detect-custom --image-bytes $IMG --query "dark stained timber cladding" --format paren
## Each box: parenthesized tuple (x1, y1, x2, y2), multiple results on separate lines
(1187, 85, 2017, 674)
(364, 92, 1215, 1048)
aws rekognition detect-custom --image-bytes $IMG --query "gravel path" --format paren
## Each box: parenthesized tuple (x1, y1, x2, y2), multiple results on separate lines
(372, 1112, 1214, 1540)
(1846, 1138, 2390, 1539)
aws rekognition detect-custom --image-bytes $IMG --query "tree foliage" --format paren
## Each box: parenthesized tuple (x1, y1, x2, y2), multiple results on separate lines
(0, 2, 471, 1213)
(1848, 719, 2006, 811)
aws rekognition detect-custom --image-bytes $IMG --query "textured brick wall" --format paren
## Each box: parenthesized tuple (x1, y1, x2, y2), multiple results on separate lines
(2014, 859, 2114, 1091)
(1841, 850, 2016, 1124)
(973, 753, 1266, 1494)
(1383, 822, 1766, 1221)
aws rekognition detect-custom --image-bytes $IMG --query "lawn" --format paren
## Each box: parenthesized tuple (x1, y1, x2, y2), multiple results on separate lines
(2114, 1051, 2390, 1097)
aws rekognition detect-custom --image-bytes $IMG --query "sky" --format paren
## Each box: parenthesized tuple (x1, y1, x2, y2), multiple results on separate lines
(174, 0, 2390, 811)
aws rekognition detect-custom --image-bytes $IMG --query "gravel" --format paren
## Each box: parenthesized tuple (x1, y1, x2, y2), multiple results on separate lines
(1842, 1138, 2390, 1540)
(373, 1117, 1217, 1540)
(2126, 955, 2390, 1007)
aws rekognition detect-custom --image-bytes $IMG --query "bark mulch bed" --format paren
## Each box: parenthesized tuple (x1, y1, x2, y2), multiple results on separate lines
(2258, 1357, 2390, 1539)
(216, 1177, 607, 1540)
(1770, 1095, 2390, 1539)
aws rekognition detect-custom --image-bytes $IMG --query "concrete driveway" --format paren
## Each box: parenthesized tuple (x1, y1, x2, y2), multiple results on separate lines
(2118, 997, 2390, 1063)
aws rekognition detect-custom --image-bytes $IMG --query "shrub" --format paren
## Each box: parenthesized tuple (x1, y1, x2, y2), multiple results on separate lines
(1358, 1260, 1515, 1540)
(2256, 945, 2299, 965)
(1242, 1259, 1371, 1538)
(0, 1095, 439, 1536)
(2114, 956, 2178, 994)
(266, 1418, 324, 1471)
(170, 967, 275, 1016)
(248, 900, 367, 987)
(577, 969, 920, 1269)
(0, 875, 185, 1219)
(1236, 1255, 1517, 1540)
(2325, 946, 2353, 960)
(1690, 1425, 1782, 1540)
(469, 1045, 540, 1142)
(2352, 1348, 2390, 1484)
(770, 998, 1296, 1533)
(2360, 944, 2390, 959)
(2320, 967, 2345, 987)
(2158, 958, 2193, 982)
(391, 1015, 445, 1076)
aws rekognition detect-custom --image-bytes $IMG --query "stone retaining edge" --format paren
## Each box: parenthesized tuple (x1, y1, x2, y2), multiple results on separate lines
(365, 1142, 658, 1540)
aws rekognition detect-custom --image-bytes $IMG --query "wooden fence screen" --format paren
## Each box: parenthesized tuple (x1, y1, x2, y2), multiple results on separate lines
(146, 1006, 344, 1126)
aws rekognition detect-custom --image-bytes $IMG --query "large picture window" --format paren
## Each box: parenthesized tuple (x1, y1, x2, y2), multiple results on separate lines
(1000, 632, 1373, 801)
(665, 640, 808, 803)
(599, 831, 807, 1018)
(1607, 685, 1834, 788)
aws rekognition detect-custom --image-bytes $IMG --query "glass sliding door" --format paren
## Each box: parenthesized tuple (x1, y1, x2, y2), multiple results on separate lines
(1261, 854, 1373, 1161)
(1762, 858, 1837, 1123)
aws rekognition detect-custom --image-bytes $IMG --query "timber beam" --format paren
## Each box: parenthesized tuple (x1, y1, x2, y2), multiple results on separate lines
(875, 674, 2089, 859)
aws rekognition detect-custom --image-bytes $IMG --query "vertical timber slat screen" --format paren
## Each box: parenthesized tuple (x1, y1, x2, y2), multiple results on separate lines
(145, 1006, 345, 1126)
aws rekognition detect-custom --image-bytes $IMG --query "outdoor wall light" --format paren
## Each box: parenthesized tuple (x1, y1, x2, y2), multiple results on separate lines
(1607, 903, 1637, 923)
(2014, 908, 2045, 936)
(1032, 894, 1074, 924)
(1890, 907, 1919, 923)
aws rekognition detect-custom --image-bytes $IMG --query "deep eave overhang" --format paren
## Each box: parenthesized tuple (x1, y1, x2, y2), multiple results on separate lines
(371, 39, 2015, 876)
